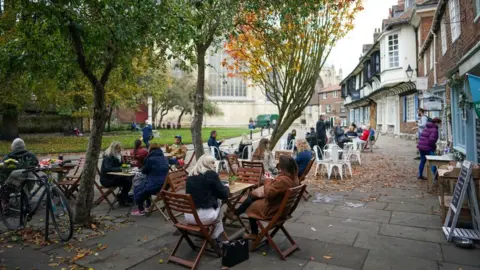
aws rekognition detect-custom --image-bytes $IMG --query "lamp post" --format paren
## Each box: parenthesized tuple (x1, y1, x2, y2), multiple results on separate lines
(405, 64, 414, 81)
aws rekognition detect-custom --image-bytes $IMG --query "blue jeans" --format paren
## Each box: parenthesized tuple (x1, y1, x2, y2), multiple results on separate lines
(418, 150, 437, 178)
(168, 157, 179, 166)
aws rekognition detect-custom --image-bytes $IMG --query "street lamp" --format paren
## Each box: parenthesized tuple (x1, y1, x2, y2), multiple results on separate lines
(405, 65, 414, 81)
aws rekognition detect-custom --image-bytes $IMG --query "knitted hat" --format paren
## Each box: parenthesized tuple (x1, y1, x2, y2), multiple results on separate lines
(11, 138, 25, 151)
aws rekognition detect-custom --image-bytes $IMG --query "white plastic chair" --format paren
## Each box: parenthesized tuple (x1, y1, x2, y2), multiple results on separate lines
(327, 145, 344, 180)
(341, 144, 353, 178)
(210, 146, 228, 173)
(313, 145, 330, 176)
(239, 145, 253, 162)
(350, 140, 362, 165)
(287, 139, 295, 150)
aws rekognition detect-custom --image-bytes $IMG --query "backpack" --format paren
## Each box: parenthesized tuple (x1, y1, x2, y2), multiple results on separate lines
(426, 116, 433, 122)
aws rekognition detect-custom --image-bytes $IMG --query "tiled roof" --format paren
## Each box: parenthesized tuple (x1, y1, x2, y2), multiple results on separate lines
(383, 7, 414, 30)
(318, 85, 341, 93)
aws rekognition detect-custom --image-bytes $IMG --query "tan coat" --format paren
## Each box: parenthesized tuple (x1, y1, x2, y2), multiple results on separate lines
(246, 173, 299, 220)
(166, 144, 188, 160)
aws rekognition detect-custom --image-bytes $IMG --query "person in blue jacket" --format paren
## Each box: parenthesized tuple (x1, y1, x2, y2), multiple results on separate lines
(295, 139, 313, 177)
(142, 120, 153, 148)
(131, 143, 169, 216)
(207, 130, 226, 160)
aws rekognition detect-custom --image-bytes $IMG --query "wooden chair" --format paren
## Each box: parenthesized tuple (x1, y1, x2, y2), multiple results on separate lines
(366, 132, 381, 152)
(236, 167, 262, 186)
(182, 151, 196, 170)
(226, 154, 241, 175)
(149, 169, 188, 220)
(298, 158, 315, 201)
(241, 160, 265, 175)
(58, 158, 85, 199)
(93, 165, 120, 211)
(161, 191, 220, 270)
(249, 184, 306, 260)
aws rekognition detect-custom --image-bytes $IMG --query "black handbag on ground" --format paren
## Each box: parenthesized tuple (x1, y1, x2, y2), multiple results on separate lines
(221, 238, 249, 267)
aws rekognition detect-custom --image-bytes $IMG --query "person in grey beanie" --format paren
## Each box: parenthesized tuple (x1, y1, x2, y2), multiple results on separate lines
(3, 138, 39, 168)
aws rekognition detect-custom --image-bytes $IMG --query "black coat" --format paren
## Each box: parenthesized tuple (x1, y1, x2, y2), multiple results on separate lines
(100, 155, 122, 184)
(186, 170, 229, 210)
(316, 120, 329, 140)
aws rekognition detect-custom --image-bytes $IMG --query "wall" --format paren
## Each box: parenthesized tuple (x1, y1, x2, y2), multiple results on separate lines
(0, 113, 83, 134)
(379, 25, 419, 87)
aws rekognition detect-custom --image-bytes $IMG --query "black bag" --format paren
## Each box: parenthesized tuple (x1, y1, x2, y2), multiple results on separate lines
(221, 238, 249, 268)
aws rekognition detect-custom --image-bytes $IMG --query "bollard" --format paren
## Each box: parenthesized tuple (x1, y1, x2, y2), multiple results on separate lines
(261, 127, 263, 137)
(250, 130, 253, 139)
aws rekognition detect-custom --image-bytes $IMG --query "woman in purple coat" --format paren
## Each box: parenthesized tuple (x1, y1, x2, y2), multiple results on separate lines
(417, 117, 441, 180)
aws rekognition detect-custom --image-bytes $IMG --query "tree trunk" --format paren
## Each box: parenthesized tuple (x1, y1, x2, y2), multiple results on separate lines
(177, 109, 186, 125)
(106, 105, 113, 132)
(74, 84, 106, 225)
(191, 46, 207, 159)
(159, 109, 169, 128)
(268, 114, 298, 150)
(0, 104, 19, 141)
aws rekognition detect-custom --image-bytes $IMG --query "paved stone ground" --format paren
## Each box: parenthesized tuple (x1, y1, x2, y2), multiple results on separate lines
(2, 135, 480, 270)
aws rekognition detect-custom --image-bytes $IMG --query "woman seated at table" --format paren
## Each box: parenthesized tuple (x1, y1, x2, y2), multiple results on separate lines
(130, 139, 149, 168)
(252, 138, 278, 175)
(185, 154, 229, 242)
(295, 139, 312, 177)
(131, 143, 169, 216)
(226, 155, 299, 240)
(355, 125, 370, 147)
(101, 141, 133, 206)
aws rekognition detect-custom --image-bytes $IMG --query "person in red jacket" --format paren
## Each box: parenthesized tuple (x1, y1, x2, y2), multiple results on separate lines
(130, 139, 149, 168)
(355, 125, 370, 148)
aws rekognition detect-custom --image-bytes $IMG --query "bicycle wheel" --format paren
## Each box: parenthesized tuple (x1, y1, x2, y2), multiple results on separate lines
(48, 186, 73, 241)
(0, 184, 28, 230)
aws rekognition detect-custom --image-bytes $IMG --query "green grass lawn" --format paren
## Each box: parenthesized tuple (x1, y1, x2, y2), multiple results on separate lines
(0, 127, 258, 155)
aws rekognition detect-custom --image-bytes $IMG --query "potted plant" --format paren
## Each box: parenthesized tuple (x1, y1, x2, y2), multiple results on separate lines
(228, 175, 237, 186)
(121, 164, 129, 173)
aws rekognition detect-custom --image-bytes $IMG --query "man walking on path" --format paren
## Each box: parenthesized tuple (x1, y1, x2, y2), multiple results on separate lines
(142, 120, 153, 149)
(316, 115, 329, 157)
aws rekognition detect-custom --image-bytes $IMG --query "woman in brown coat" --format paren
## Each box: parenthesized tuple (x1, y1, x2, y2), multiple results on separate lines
(226, 155, 300, 239)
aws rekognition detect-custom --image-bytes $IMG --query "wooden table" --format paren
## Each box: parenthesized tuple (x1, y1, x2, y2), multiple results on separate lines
(107, 172, 136, 177)
(223, 182, 255, 239)
(425, 155, 455, 192)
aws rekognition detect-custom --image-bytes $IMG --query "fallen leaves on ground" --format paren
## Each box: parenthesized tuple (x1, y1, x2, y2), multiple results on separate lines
(323, 255, 332, 260)
(304, 152, 419, 194)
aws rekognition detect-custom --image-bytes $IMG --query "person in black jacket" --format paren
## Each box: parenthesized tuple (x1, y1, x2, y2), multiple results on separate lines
(185, 154, 229, 240)
(1, 138, 39, 187)
(207, 130, 226, 160)
(100, 141, 133, 206)
(316, 115, 330, 155)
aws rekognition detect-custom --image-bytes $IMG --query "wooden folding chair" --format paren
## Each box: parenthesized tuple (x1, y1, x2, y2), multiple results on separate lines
(182, 151, 196, 170)
(241, 160, 265, 175)
(250, 184, 306, 260)
(58, 158, 85, 199)
(226, 154, 240, 175)
(161, 191, 220, 270)
(298, 158, 315, 201)
(149, 169, 188, 220)
(236, 167, 262, 186)
(93, 165, 120, 211)
(367, 133, 380, 152)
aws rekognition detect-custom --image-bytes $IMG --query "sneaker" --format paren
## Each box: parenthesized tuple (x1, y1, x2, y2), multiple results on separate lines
(130, 210, 146, 216)
(417, 176, 427, 181)
(414, 157, 421, 160)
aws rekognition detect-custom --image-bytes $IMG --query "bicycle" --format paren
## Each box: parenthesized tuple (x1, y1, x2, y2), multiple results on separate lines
(0, 165, 74, 241)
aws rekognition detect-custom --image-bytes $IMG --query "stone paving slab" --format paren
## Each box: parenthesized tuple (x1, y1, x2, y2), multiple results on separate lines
(437, 261, 480, 270)
(364, 202, 387, 210)
(304, 261, 355, 270)
(354, 233, 443, 261)
(441, 244, 480, 267)
(295, 214, 382, 235)
(385, 202, 434, 214)
(0, 246, 56, 270)
(295, 202, 336, 216)
(278, 237, 369, 270)
(280, 221, 359, 246)
(390, 211, 440, 229)
(361, 249, 438, 270)
(77, 245, 159, 270)
(379, 223, 447, 244)
(329, 206, 392, 223)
